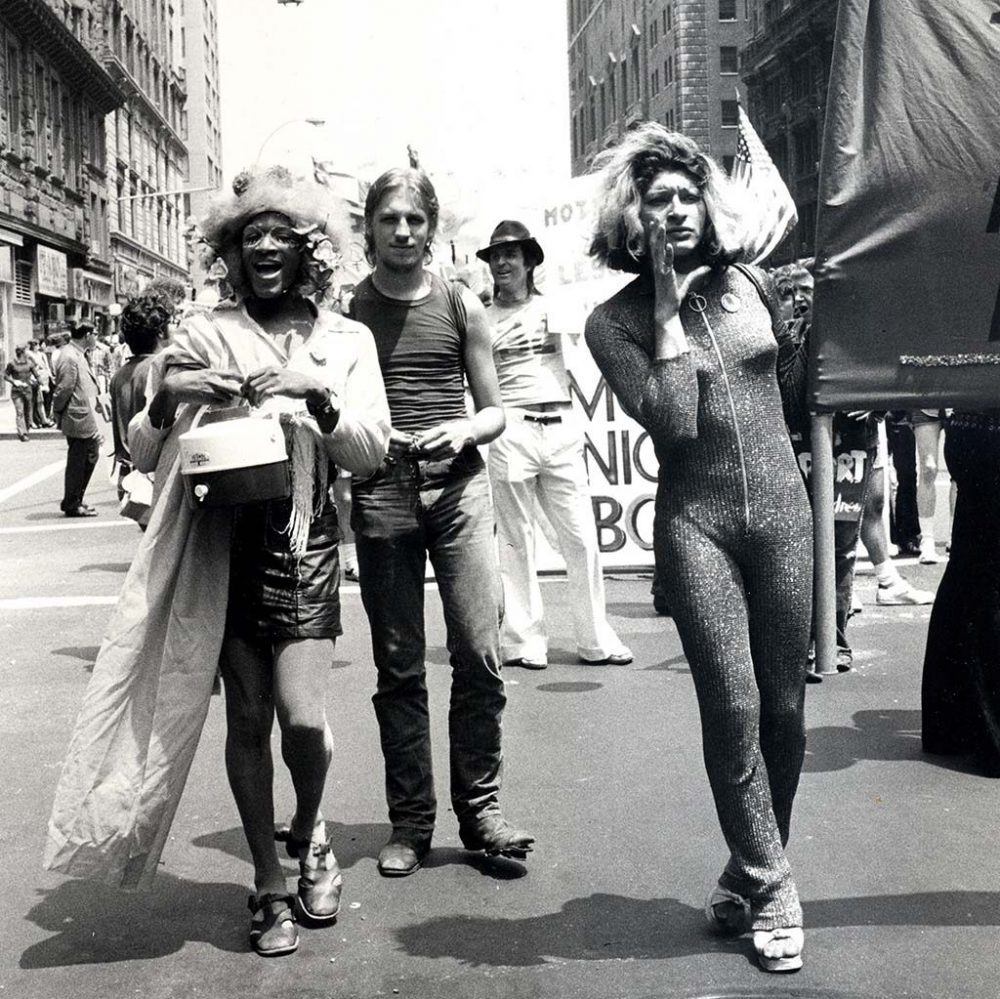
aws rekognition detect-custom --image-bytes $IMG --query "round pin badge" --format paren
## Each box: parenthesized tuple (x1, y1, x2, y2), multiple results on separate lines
(721, 293, 741, 313)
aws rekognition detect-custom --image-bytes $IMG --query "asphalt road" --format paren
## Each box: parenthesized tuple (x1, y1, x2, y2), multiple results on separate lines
(1, 426, 997, 999)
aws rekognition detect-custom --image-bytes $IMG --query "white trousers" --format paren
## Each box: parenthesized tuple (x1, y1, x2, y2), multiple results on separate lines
(488, 409, 629, 662)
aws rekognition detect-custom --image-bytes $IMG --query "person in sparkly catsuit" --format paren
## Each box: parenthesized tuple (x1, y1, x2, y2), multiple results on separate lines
(584, 124, 812, 973)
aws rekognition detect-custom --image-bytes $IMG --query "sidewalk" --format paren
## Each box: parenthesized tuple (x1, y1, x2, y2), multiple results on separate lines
(0, 395, 62, 441)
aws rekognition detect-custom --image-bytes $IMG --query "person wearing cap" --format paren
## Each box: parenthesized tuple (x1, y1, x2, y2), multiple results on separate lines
(51, 322, 103, 516)
(45, 165, 390, 958)
(349, 167, 534, 877)
(478, 220, 633, 670)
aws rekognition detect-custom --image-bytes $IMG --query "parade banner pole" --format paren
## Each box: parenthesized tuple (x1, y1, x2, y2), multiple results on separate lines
(810, 413, 837, 676)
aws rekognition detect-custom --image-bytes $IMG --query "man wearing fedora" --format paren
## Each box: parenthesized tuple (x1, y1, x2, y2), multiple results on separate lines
(479, 220, 632, 670)
(52, 321, 104, 517)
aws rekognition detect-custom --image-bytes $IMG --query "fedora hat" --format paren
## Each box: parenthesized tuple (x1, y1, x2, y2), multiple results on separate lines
(476, 220, 544, 266)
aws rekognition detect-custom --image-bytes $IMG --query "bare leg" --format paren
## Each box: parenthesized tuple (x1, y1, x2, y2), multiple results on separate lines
(273, 637, 335, 842)
(333, 478, 358, 578)
(860, 460, 891, 565)
(219, 636, 285, 896)
(863, 454, 934, 604)
(914, 420, 941, 561)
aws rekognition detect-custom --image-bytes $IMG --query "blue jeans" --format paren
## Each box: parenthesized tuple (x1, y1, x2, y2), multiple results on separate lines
(352, 448, 505, 840)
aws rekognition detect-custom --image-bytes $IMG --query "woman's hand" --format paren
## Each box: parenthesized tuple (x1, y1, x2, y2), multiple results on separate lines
(148, 367, 243, 429)
(648, 220, 711, 360)
(411, 420, 476, 459)
(241, 366, 325, 407)
(162, 367, 244, 405)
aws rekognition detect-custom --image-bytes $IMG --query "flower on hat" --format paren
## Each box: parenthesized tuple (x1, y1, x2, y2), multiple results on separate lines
(192, 165, 353, 306)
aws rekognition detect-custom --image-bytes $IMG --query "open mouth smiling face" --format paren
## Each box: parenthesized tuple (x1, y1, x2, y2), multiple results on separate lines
(241, 212, 303, 298)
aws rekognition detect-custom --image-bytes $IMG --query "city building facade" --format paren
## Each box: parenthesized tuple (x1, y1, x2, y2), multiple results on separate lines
(181, 0, 223, 290)
(102, 0, 190, 302)
(567, 0, 752, 177)
(1, 0, 125, 368)
(741, 0, 837, 262)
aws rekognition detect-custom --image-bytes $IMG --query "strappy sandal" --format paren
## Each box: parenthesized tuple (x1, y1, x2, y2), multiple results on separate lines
(458, 813, 535, 859)
(275, 824, 343, 924)
(753, 926, 804, 973)
(705, 884, 752, 936)
(248, 893, 299, 957)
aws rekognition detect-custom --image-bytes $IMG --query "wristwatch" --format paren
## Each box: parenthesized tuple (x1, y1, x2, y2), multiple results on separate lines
(306, 388, 340, 434)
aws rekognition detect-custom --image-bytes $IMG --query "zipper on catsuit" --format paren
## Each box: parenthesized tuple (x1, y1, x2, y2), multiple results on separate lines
(688, 293, 752, 533)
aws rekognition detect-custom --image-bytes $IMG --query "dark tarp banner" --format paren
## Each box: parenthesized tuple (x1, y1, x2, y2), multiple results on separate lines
(810, 0, 1000, 411)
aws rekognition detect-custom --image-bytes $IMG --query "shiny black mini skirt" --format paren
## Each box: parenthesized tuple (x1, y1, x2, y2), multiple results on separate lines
(226, 496, 341, 641)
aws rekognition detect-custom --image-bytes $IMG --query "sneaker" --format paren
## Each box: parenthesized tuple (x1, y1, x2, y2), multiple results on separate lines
(504, 657, 548, 670)
(918, 546, 941, 565)
(836, 647, 853, 672)
(876, 580, 934, 605)
(580, 650, 633, 666)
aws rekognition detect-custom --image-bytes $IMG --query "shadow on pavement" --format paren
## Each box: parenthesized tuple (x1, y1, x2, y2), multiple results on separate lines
(805, 708, 924, 773)
(51, 646, 100, 669)
(76, 562, 131, 574)
(190, 824, 530, 882)
(20, 875, 247, 967)
(644, 653, 689, 672)
(607, 600, 661, 620)
(394, 894, 748, 966)
(192, 820, 387, 871)
(535, 681, 603, 693)
(393, 888, 1000, 968)
(423, 847, 529, 881)
(806, 708, 995, 777)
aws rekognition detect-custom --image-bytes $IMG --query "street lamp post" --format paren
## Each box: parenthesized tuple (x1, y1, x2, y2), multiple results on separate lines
(254, 118, 326, 165)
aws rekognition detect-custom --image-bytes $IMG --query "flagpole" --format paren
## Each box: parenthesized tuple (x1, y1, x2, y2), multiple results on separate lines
(811, 413, 838, 676)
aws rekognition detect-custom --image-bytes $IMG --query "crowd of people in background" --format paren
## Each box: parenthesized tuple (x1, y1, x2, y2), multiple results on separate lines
(31, 120, 995, 979)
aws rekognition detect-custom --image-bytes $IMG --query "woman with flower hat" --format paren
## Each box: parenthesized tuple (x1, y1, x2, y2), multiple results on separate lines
(45, 166, 390, 958)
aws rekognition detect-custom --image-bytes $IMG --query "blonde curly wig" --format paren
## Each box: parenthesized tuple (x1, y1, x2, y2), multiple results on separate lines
(588, 123, 746, 273)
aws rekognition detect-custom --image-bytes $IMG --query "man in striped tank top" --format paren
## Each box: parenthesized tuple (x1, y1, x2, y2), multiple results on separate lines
(350, 168, 534, 877)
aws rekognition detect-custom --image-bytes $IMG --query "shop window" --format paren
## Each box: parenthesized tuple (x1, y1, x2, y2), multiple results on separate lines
(14, 262, 33, 306)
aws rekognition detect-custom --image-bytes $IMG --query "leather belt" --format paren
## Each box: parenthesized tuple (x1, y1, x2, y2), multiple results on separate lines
(522, 413, 563, 425)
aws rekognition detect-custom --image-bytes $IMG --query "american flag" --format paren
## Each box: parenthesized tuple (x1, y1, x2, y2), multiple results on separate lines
(730, 102, 798, 264)
(312, 158, 368, 220)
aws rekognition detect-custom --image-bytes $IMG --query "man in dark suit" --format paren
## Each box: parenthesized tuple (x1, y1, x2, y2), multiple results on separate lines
(52, 322, 103, 517)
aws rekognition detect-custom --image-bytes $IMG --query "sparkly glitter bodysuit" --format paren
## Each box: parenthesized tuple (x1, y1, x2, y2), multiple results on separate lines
(585, 264, 812, 930)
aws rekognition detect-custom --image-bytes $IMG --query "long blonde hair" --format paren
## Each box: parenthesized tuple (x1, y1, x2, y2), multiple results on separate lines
(588, 123, 745, 273)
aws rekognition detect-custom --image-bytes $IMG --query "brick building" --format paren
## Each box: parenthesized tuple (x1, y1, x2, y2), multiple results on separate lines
(740, 0, 838, 262)
(567, 0, 751, 177)
(182, 0, 223, 290)
(1, 0, 125, 363)
(102, 0, 190, 302)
